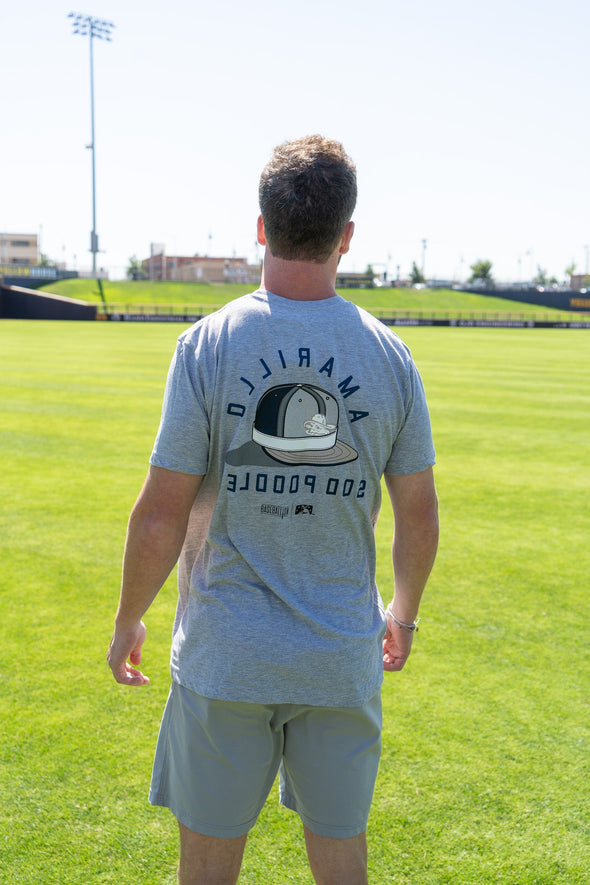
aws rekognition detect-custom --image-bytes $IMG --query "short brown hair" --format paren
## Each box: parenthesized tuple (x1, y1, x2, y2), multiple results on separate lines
(259, 135, 357, 263)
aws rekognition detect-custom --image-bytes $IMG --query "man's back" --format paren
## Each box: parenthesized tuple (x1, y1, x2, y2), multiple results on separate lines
(151, 288, 435, 706)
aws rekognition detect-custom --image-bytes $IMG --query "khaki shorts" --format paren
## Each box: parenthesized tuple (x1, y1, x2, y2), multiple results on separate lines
(149, 682, 382, 839)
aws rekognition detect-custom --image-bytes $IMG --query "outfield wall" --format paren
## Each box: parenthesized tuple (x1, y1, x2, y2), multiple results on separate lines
(104, 311, 590, 329)
(460, 286, 590, 312)
(383, 317, 590, 329)
(0, 284, 96, 320)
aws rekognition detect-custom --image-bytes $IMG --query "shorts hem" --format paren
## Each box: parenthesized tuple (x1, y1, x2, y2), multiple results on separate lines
(149, 791, 258, 839)
(279, 789, 367, 839)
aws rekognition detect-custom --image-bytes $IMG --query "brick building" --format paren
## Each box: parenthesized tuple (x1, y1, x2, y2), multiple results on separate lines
(570, 274, 590, 291)
(142, 252, 196, 281)
(143, 248, 260, 284)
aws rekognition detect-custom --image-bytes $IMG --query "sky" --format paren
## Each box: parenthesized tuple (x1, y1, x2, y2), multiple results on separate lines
(1, 0, 589, 283)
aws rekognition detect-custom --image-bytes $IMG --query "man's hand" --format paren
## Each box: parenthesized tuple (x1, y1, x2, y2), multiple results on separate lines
(107, 620, 150, 686)
(382, 617, 414, 672)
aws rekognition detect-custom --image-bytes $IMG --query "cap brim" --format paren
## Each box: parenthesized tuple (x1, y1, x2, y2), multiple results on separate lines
(263, 439, 358, 466)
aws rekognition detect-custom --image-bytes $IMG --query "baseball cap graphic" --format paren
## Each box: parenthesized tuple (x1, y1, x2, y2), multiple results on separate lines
(252, 383, 358, 465)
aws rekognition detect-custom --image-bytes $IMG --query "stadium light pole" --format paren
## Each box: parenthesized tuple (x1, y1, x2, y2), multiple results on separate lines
(68, 12, 115, 278)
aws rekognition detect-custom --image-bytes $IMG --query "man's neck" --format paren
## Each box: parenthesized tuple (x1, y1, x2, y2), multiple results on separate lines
(260, 251, 339, 301)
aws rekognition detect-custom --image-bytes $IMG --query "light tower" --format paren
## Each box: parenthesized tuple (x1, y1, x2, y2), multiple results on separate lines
(68, 12, 115, 277)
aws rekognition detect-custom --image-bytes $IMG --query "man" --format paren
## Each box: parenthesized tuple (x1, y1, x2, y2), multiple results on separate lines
(107, 135, 439, 885)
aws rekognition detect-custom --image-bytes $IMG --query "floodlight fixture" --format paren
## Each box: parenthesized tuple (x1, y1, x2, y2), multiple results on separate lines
(68, 12, 115, 276)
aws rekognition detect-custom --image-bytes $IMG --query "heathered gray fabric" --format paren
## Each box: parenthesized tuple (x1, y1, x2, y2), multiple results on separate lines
(150, 289, 435, 706)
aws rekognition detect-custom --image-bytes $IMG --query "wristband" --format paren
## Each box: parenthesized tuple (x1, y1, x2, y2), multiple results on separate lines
(386, 605, 420, 633)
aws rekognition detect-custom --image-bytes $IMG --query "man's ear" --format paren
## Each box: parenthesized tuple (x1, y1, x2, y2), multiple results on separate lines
(339, 220, 355, 255)
(257, 215, 266, 246)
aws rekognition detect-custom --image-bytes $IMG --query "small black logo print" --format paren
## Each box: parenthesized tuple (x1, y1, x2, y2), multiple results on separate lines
(295, 504, 314, 515)
(261, 504, 290, 519)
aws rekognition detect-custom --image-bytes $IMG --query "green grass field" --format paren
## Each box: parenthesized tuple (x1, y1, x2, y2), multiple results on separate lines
(38, 278, 587, 321)
(1, 319, 589, 883)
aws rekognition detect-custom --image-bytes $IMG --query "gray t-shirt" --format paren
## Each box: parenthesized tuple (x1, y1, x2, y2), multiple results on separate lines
(150, 289, 435, 706)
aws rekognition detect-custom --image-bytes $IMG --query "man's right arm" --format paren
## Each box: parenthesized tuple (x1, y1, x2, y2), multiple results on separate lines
(382, 467, 439, 671)
(107, 464, 203, 686)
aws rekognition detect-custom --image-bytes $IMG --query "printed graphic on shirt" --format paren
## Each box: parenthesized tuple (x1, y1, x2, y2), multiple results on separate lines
(228, 383, 358, 467)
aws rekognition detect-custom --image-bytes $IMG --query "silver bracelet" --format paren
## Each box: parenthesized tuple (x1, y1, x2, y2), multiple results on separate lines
(386, 605, 420, 633)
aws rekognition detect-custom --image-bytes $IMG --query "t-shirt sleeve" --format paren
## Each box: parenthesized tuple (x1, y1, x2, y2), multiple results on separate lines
(150, 336, 210, 475)
(384, 360, 436, 475)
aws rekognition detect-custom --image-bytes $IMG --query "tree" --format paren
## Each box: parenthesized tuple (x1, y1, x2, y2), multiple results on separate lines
(565, 262, 576, 283)
(468, 259, 494, 287)
(409, 261, 425, 285)
(126, 255, 145, 280)
(365, 264, 375, 278)
(533, 265, 548, 286)
(533, 266, 558, 286)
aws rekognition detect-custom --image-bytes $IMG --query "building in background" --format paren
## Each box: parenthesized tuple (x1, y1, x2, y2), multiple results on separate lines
(177, 256, 259, 284)
(570, 274, 590, 291)
(143, 244, 260, 284)
(0, 233, 38, 267)
(142, 251, 195, 281)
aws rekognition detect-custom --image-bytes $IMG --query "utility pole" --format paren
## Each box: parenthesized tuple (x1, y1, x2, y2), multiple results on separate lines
(421, 239, 428, 279)
(68, 12, 115, 279)
(420, 240, 428, 282)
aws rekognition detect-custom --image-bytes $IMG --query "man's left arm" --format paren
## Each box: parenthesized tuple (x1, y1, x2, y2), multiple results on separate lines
(107, 465, 203, 686)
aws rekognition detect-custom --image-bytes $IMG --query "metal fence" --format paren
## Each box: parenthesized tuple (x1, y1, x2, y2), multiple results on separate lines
(97, 303, 590, 328)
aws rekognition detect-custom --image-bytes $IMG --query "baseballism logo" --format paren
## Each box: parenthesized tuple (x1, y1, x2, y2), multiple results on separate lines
(261, 504, 290, 519)
(260, 503, 315, 519)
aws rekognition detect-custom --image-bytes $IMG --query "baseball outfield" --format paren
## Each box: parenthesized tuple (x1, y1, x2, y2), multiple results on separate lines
(1, 316, 588, 883)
